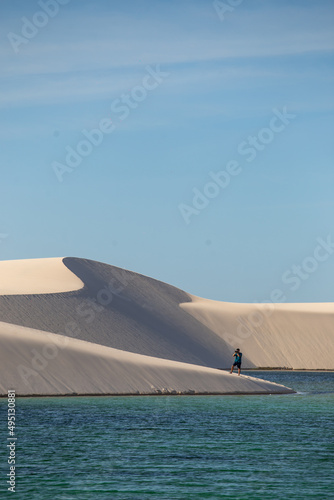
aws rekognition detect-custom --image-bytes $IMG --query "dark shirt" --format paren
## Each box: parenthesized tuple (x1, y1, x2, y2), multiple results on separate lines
(234, 352, 242, 364)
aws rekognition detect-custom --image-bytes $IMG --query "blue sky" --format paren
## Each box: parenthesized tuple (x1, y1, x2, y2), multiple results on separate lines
(1, 0, 333, 302)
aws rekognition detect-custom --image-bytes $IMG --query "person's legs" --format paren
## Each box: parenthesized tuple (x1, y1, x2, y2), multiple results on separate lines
(238, 365, 241, 376)
(230, 364, 234, 374)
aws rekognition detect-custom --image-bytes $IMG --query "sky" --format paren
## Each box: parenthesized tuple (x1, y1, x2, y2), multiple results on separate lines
(0, 0, 333, 302)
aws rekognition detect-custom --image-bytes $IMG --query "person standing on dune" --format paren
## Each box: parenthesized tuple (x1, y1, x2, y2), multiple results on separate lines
(230, 348, 242, 376)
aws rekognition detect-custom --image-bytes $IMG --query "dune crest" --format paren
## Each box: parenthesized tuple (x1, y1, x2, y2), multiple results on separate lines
(0, 257, 84, 295)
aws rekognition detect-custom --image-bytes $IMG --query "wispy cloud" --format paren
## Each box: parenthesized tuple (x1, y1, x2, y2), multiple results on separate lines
(2, 3, 334, 75)
(1, 2, 333, 122)
(0, 71, 146, 107)
(1, 1, 333, 111)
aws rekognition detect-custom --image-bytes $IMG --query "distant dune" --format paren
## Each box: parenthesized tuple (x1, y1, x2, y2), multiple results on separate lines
(181, 297, 334, 370)
(0, 257, 332, 396)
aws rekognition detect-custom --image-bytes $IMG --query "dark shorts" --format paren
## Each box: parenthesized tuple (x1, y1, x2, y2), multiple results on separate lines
(233, 362, 241, 368)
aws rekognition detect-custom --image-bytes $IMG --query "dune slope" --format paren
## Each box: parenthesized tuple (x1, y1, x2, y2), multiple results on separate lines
(181, 296, 334, 370)
(0, 321, 294, 396)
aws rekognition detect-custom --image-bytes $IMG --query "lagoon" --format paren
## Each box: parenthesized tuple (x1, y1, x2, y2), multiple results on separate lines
(1, 372, 333, 499)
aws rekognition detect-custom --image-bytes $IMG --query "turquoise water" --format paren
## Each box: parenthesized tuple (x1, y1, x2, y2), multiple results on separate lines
(1, 372, 333, 499)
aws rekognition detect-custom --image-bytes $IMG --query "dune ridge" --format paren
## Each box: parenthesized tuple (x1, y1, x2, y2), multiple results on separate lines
(0, 257, 83, 295)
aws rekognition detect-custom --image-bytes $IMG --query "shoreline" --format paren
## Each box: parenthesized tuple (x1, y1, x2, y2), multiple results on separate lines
(0, 390, 296, 399)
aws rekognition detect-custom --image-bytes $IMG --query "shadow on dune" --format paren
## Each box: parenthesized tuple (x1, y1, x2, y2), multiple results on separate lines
(0, 257, 255, 368)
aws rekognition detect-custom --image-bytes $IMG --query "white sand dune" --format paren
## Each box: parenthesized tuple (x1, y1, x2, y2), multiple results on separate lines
(0, 321, 293, 396)
(0, 257, 83, 295)
(0, 257, 236, 368)
(0, 256, 332, 396)
(180, 296, 334, 370)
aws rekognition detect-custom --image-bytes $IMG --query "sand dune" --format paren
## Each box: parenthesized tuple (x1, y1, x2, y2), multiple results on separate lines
(0, 321, 293, 396)
(0, 256, 332, 396)
(0, 257, 83, 295)
(0, 257, 233, 368)
(181, 296, 334, 370)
